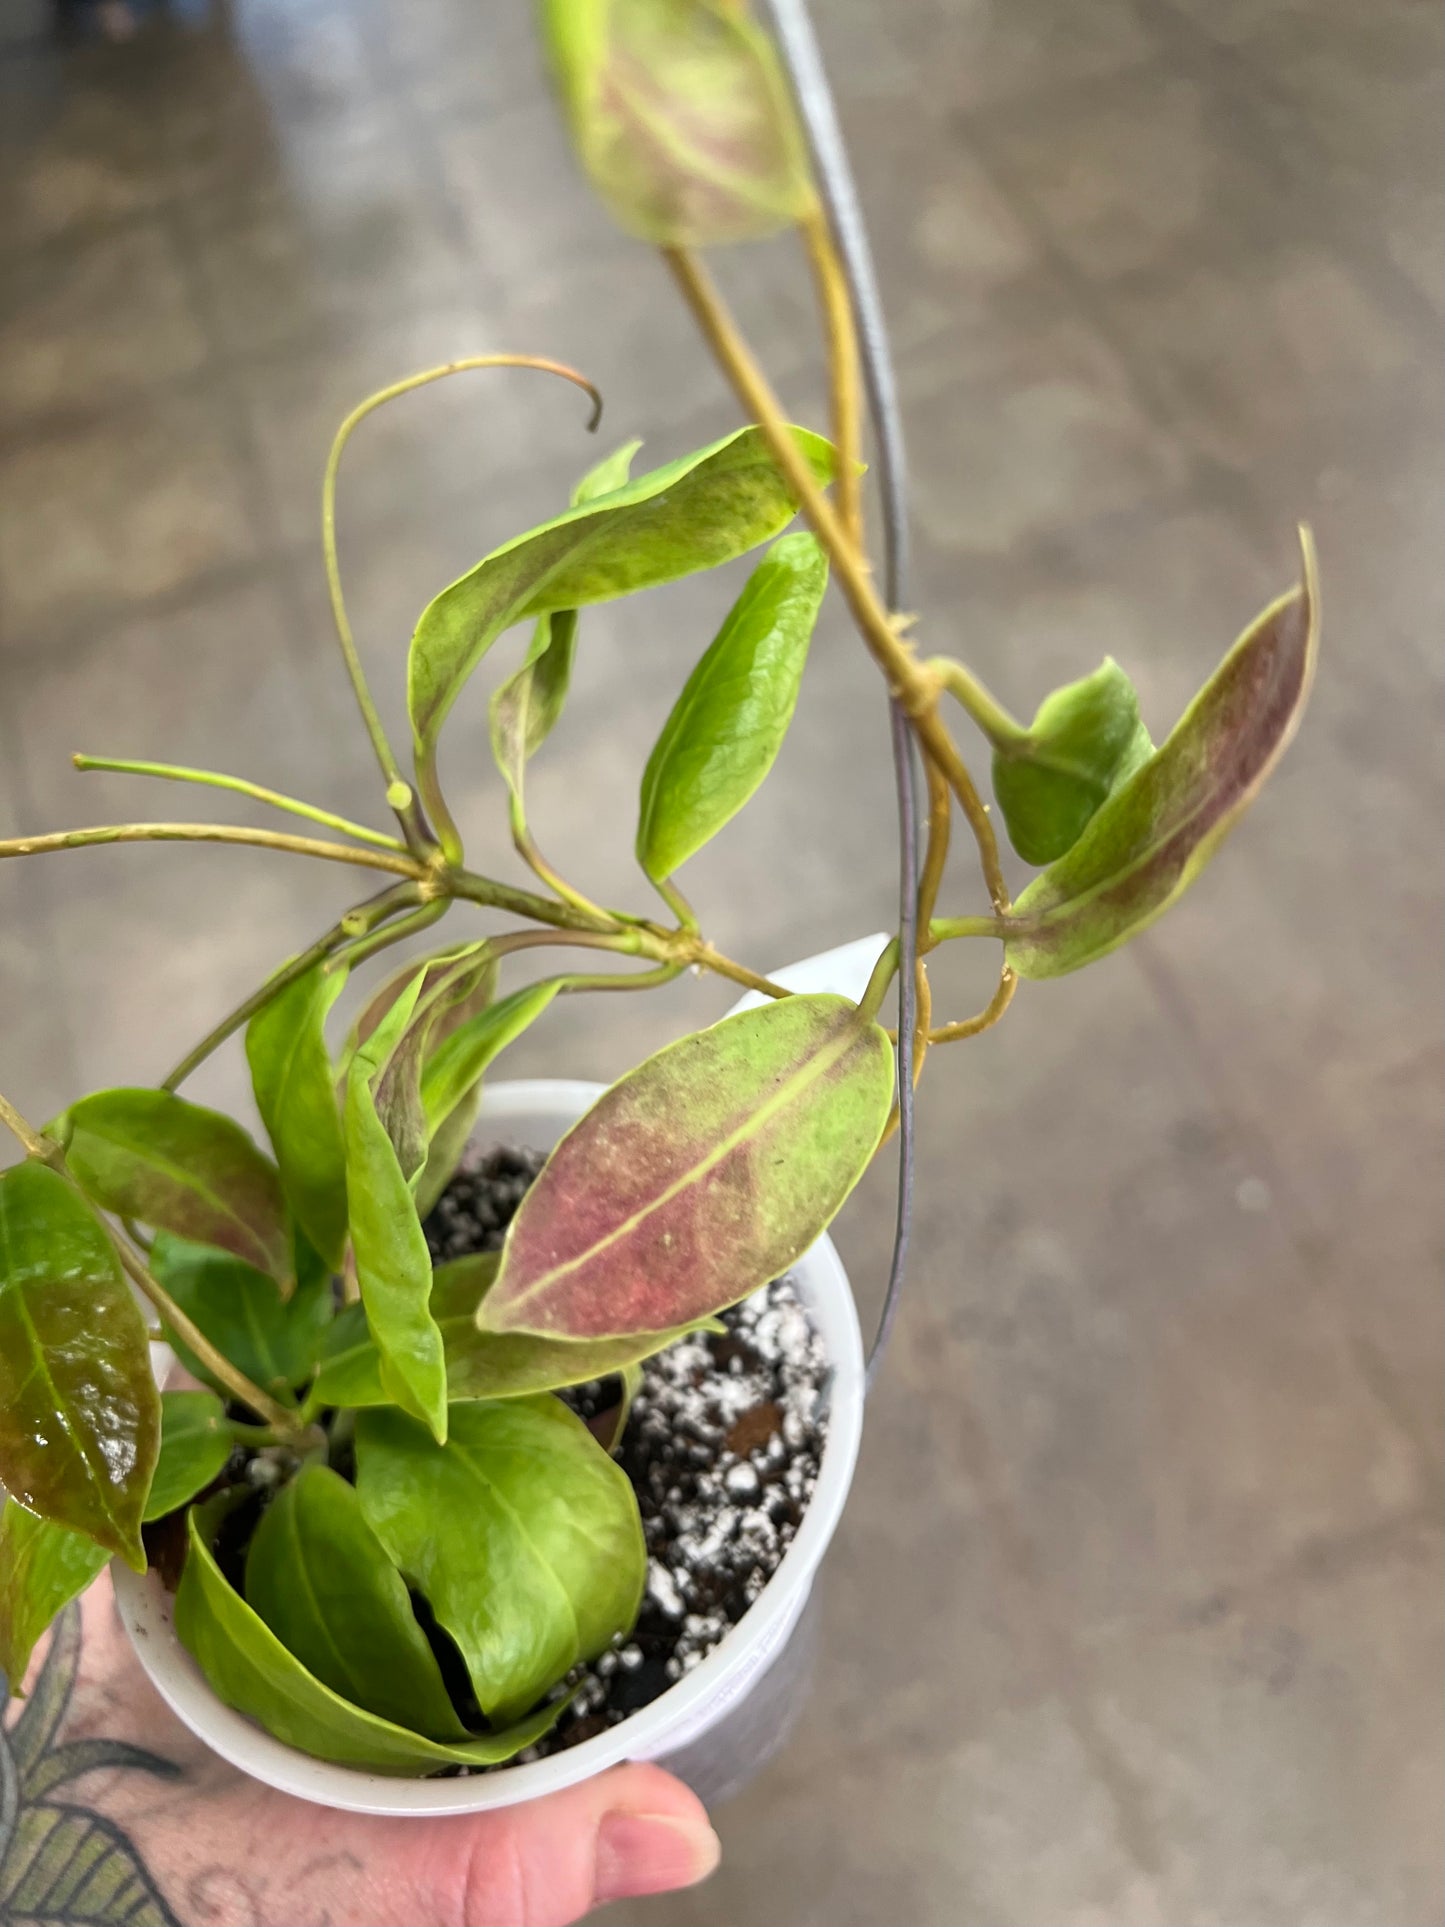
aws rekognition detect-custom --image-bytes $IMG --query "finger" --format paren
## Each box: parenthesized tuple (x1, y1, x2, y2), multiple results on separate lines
(321, 1761, 720, 1927)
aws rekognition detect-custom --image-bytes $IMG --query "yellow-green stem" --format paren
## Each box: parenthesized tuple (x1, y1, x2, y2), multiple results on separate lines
(0, 822, 423, 877)
(927, 657, 1026, 749)
(71, 755, 406, 852)
(662, 246, 1010, 913)
(801, 208, 864, 551)
(323, 355, 601, 858)
(929, 965, 1017, 1044)
(164, 882, 422, 1089)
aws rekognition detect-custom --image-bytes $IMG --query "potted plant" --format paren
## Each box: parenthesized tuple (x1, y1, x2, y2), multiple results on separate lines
(0, 0, 1317, 1815)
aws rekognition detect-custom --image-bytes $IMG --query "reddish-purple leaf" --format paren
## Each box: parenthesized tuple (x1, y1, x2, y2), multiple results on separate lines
(52, 1088, 289, 1283)
(479, 992, 893, 1339)
(1003, 530, 1319, 979)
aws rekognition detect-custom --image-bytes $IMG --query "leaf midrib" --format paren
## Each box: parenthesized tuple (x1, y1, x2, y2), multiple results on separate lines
(499, 1007, 870, 1317)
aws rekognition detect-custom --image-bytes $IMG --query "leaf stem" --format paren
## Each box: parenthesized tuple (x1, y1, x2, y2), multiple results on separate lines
(323, 355, 602, 859)
(930, 914, 1007, 943)
(929, 965, 1018, 1044)
(0, 1092, 53, 1163)
(857, 937, 901, 1022)
(163, 882, 423, 1090)
(109, 1234, 300, 1432)
(653, 875, 699, 933)
(511, 816, 616, 926)
(916, 754, 953, 948)
(800, 207, 863, 550)
(0, 822, 424, 877)
(559, 962, 685, 995)
(0, 1091, 299, 1433)
(323, 895, 449, 974)
(927, 657, 1026, 749)
(661, 245, 1010, 913)
(686, 942, 791, 1001)
(71, 755, 406, 852)
(447, 864, 621, 935)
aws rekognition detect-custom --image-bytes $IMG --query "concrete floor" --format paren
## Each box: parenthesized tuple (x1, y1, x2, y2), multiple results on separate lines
(1, 1, 1441, 1921)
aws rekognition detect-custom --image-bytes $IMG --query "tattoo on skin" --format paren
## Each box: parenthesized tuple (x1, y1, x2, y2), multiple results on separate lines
(1, 1606, 183, 1927)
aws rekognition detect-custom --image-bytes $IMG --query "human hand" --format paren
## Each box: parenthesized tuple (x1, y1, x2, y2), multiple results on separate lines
(0, 1577, 720, 1926)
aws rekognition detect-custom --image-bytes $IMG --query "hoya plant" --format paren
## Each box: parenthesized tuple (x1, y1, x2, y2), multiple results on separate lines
(0, 0, 1317, 1771)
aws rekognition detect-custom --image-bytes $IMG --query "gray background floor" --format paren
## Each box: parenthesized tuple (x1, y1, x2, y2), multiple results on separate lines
(1, 1, 1441, 1922)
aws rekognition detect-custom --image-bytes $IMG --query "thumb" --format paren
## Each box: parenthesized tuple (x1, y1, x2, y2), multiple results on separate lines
(352, 1761, 720, 1927)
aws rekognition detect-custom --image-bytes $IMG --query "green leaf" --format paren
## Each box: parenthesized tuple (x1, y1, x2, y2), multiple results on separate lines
(149, 1235, 331, 1404)
(421, 980, 565, 1140)
(490, 440, 643, 831)
(174, 1498, 560, 1773)
(243, 1465, 467, 1741)
(413, 978, 565, 1216)
(245, 962, 350, 1271)
(143, 1390, 233, 1521)
(0, 1163, 157, 1567)
(992, 658, 1155, 866)
(541, 0, 815, 245)
(1003, 534, 1320, 979)
(371, 947, 500, 1183)
(0, 1503, 107, 1693)
(308, 1254, 692, 1410)
(355, 1399, 645, 1725)
(412, 1094, 481, 1221)
(338, 946, 501, 1132)
(345, 985, 447, 1443)
(637, 531, 827, 881)
(481, 991, 894, 1339)
(52, 1090, 289, 1284)
(408, 423, 836, 768)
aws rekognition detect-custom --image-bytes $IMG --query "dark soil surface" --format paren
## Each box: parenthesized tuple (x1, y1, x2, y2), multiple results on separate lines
(421, 1140, 831, 1759)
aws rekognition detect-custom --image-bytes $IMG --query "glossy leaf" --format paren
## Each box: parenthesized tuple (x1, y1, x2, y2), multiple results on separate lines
(0, 1392, 232, 1689)
(1004, 533, 1319, 979)
(482, 991, 893, 1339)
(0, 1503, 106, 1692)
(541, 0, 814, 245)
(355, 1399, 645, 1725)
(992, 658, 1154, 866)
(490, 440, 642, 830)
(637, 531, 827, 881)
(345, 983, 447, 1442)
(175, 1499, 562, 1773)
(408, 423, 836, 762)
(244, 1465, 466, 1741)
(149, 1235, 332, 1404)
(0, 1163, 157, 1568)
(245, 962, 349, 1270)
(143, 1390, 233, 1521)
(308, 1253, 692, 1410)
(52, 1089, 289, 1284)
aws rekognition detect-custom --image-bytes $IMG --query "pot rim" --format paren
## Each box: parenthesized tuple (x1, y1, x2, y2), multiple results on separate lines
(113, 1077, 865, 1815)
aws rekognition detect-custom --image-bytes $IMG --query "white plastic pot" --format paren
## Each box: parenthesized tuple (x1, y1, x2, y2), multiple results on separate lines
(114, 1077, 865, 1817)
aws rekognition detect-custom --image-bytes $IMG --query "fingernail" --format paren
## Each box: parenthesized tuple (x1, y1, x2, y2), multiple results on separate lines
(594, 1810, 721, 1904)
